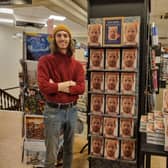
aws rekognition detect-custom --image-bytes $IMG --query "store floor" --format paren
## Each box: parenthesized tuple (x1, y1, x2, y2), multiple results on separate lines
(0, 111, 166, 168)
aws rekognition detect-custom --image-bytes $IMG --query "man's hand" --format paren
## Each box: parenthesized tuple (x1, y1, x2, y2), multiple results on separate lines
(49, 79, 76, 93)
(49, 79, 54, 83)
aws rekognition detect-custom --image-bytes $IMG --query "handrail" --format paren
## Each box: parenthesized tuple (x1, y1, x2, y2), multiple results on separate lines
(3, 86, 20, 91)
(0, 88, 21, 111)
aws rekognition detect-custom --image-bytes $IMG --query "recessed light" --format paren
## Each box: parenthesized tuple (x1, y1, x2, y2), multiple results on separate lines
(0, 8, 13, 14)
(48, 15, 66, 21)
(0, 18, 14, 23)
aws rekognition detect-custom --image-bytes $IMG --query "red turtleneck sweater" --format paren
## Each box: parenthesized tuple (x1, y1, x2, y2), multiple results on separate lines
(37, 53, 85, 103)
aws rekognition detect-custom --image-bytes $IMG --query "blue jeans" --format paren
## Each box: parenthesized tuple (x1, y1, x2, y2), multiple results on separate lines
(43, 104, 77, 168)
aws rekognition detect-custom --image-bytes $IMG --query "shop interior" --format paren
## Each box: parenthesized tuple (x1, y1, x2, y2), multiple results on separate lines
(0, 0, 168, 168)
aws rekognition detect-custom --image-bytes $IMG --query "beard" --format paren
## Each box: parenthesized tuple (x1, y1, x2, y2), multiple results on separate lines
(93, 83, 101, 90)
(125, 60, 134, 67)
(126, 35, 136, 42)
(108, 105, 117, 112)
(123, 84, 132, 90)
(108, 83, 116, 90)
(123, 128, 131, 136)
(107, 150, 115, 157)
(123, 148, 132, 157)
(91, 36, 99, 43)
(123, 107, 131, 114)
(106, 128, 114, 135)
(93, 105, 101, 111)
(92, 60, 101, 67)
(108, 60, 117, 67)
(92, 126, 100, 132)
(93, 147, 101, 154)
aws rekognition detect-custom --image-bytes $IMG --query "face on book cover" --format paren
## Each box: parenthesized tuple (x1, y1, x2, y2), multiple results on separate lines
(91, 73, 103, 90)
(122, 73, 134, 91)
(90, 50, 103, 67)
(92, 137, 103, 154)
(122, 96, 134, 114)
(123, 50, 136, 68)
(106, 73, 118, 90)
(122, 140, 134, 159)
(104, 118, 116, 136)
(88, 24, 101, 43)
(91, 116, 102, 133)
(107, 50, 119, 68)
(125, 23, 138, 43)
(106, 96, 118, 113)
(106, 140, 118, 158)
(92, 95, 103, 112)
(121, 119, 132, 137)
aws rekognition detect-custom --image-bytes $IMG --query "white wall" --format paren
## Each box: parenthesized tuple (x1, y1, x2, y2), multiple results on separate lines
(0, 25, 23, 98)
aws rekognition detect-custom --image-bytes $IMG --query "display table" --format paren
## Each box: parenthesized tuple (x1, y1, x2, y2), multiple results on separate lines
(140, 133, 168, 168)
(0, 110, 24, 168)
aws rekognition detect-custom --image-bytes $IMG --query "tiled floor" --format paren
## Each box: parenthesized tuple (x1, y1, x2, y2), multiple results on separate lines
(0, 111, 166, 168)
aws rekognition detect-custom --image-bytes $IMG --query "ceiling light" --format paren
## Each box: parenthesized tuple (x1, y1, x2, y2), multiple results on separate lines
(0, 8, 13, 14)
(48, 15, 66, 21)
(0, 18, 14, 23)
(45, 23, 57, 27)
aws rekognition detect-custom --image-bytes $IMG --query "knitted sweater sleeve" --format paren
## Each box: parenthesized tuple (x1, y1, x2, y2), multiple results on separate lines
(69, 61, 85, 95)
(37, 57, 59, 95)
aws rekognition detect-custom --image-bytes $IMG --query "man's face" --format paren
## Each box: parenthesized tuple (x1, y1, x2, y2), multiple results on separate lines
(106, 140, 117, 157)
(91, 51, 102, 67)
(105, 118, 116, 135)
(122, 74, 134, 91)
(107, 51, 119, 67)
(91, 117, 101, 133)
(123, 50, 135, 68)
(122, 141, 134, 158)
(107, 74, 118, 90)
(121, 120, 132, 136)
(92, 96, 102, 112)
(125, 24, 137, 42)
(55, 31, 70, 49)
(92, 138, 102, 154)
(92, 74, 103, 90)
(122, 97, 133, 114)
(107, 97, 118, 113)
(108, 26, 118, 39)
(89, 25, 100, 43)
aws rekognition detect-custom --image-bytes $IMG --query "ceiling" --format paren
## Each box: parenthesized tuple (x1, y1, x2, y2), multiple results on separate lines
(1, 0, 168, 45)
(0, 0, 88, 37)
(150, 0, 168, 45)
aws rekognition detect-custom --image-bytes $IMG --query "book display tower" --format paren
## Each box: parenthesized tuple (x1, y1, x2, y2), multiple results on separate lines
(87, 0, 150, 168)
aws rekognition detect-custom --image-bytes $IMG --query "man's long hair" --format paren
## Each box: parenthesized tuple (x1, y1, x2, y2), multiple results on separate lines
(50, 35, 75, 57)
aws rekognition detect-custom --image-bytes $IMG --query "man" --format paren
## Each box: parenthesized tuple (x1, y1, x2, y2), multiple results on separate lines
(104, 117, 117, 137)
(90, 49, 103, 69)
(91, 72, 104, 91)
(38, 24, 85, 168)
(121, 73, 135, 92)
(106, 49, 120, 69)
(106, 72, 119, 92)
(120, 118, 133, 137)
(106, 95, 119, 114)
(122, 49, 137, 69)
(91, 136, 103, 156)
(105, 139, 118, 160)
(88, 24, 102, 47)
(121, 140, 135, 160)
(124, 22, 138, 45)
(91, 94, 104, 114)
(121, 96, 134, 115)
(90, 116, 103, 134)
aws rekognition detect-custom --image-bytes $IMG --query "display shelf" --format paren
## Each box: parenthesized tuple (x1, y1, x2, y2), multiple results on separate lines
(87, 69, 139, 72)
(87, 0, 150, 168)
